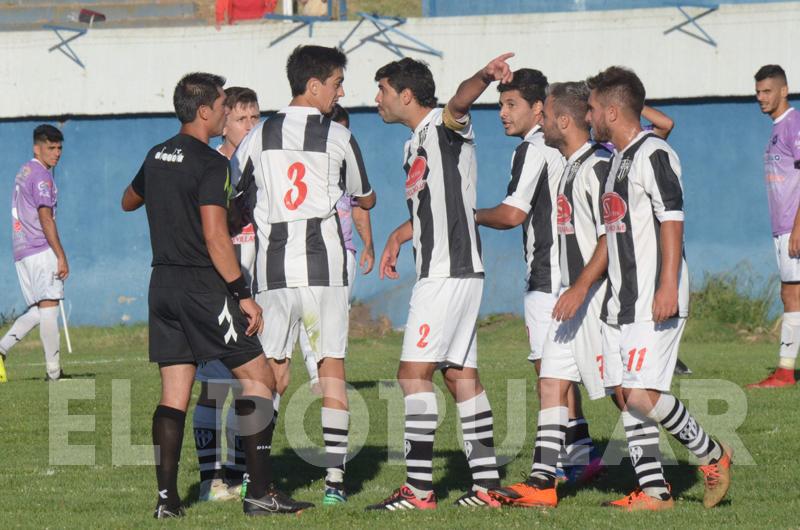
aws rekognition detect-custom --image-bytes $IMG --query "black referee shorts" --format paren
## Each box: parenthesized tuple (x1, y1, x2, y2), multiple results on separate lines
(148, 266, 262, 368)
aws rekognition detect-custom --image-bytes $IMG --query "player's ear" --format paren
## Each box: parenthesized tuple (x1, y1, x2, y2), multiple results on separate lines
(559, 113, 570, 131)
(532, 100, 544, 116)
(308, 78, 321, 97)
(401, 88, 413, 106)
(780, 83, 789, 99)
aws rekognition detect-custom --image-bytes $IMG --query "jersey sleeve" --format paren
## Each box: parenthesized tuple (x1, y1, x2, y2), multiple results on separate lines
(198, 154, 231, 208)
(643, 147, 684, 223)
(502, 143, 544, 215)
(30, 169, 56, 209)
(440, 105, 474, 141)
(591, 159, 611, 237)
(130, 162, 146, 198)
(790, 118, 800, 164)
(343, 134, 373, 198)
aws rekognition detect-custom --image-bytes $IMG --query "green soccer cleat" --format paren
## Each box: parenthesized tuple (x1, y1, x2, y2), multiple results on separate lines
(323, 483, 347, 505)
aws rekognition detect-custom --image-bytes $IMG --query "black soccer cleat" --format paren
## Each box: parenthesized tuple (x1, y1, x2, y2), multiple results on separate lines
(243, 486, 315, 516)
(674, 359, 692, 376)
(153, 504, 185, 519)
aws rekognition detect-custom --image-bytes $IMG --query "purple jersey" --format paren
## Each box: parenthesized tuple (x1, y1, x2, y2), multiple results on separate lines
(336, 193, 356, 254)
(764, 107, 800, 236)
(11, 159, 57, 261)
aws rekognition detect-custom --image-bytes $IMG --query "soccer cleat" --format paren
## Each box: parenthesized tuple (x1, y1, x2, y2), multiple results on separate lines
(323, 482, 347, 505)
(602, 488, 674, 511)
(0, 353, 7, 383)
(365, 485, 438, 511)
(488, 481, 557, 508)
(565, 453, 606, 485)
(746, 368, 795, 389)
(454, 489, 501, 508)
(674, 359, 693, 375)
(700, 442, 733, 508)
(153, 504, 185, 519)
(243, 486, 315, 516)
(45, 370, 66, 382)
(199, 478, 239, 502)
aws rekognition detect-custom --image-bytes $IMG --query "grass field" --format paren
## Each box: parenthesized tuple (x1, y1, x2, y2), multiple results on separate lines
(1, 314, 799, 528)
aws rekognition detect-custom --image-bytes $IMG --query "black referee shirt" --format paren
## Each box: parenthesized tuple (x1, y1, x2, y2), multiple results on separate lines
(131, 133, 230, 267)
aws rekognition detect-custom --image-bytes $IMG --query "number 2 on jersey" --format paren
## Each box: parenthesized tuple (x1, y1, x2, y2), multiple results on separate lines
(284, 162, 308, 210)
(417, 323, 431, 348)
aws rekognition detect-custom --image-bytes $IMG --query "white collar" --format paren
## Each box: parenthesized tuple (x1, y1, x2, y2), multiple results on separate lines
(774, 107, 795, 124)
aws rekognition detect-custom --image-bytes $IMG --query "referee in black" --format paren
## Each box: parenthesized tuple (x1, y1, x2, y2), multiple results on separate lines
(122, 72, 313, 518)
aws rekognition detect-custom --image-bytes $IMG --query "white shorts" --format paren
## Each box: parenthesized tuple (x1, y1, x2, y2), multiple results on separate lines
(238, 240, 256, 287)
(524, 290, 559, 361)
(257, 286, 349, 363)
(195, 359, 234, 383)
(774, 233, 800, 282)
(602, 318, 686, 391)
(540, 282, 608, 400)
(346, 250, 356, 302)
(401, 277, 482, 369)
(15, 248, 64, 307)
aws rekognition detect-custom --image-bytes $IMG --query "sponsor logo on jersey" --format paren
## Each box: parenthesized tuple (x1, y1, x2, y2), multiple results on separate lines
(37, 180, 52, 200)
(602, 192, 628, 233)
(405, 156, 428, 199)
(556, 194, 575, 235)
(155, 147, 185, 163)
(13, 220, 22, 232)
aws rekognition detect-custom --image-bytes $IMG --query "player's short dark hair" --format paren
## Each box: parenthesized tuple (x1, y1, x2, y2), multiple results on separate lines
(286, 45, 348, 97)
(224, 86, 258, 109)
(755, 64, 787, 84)
(548, 81, 590, 132)
(498, 68, 548, 106)
(328, 104, 350, 127)
(374, 58, 438, 108)
(33, 124, 63, 144)
(586, 66, 645, 116)
(173, 72, 226, 124)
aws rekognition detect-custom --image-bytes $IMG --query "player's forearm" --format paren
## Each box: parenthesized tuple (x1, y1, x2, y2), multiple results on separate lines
(391, 220, 413, 245)
(573, 236, 609, 290)
(352, 207, 374, 248)
(791, 202, 800, 234)
(38, 209, 66, 259)
(206, 233, 244, 283)
(448, 71, 492, 120)
(642, 105, 674, 140)
(657, 221, 683, 288)
(355, 191, 376, 210)
(475, 204, 526, 229)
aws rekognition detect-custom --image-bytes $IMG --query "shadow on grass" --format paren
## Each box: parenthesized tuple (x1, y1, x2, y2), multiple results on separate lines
(436, 449, 509, 501)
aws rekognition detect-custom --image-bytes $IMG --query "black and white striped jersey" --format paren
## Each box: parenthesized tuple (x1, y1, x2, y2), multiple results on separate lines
(231, 106, 373, 291)
(557, 142, 612, 287)
(502, 126, 565, 294)
(600, 131, 690, 325)
(403, 108, 483, 280)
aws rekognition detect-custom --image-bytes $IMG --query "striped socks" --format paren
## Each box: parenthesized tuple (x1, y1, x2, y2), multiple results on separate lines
(457, 391, 500, 491)
(322, 407, 349, 486)
(404, 392, 437, 497)
(193, 404, 222, 482)
(648, 394, 722, 465)
(623, 410, 669, 499)
(529, 406, 568, 488)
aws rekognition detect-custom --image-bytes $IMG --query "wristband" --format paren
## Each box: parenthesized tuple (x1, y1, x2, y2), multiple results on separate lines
(226, 275, 251, 301)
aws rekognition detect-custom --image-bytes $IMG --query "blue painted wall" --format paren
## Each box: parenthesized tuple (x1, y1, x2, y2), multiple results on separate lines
(1, 97, 796, 325)
(422, 0, 788, 17)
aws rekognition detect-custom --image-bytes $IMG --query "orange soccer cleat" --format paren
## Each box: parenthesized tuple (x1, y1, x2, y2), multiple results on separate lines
(602, 488, 674, 512)
(488, 481, 557, 508)
(700, 443, 733, 508)
(746, 368, 796, 389)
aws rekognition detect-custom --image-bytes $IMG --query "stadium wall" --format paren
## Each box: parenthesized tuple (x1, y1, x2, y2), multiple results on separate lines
(0, 1, 798, 119)
(1, 96, 795, 326)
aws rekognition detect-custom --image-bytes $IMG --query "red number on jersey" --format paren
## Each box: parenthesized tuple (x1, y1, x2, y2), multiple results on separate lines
(417, 323, 431, 348)
(596, 354, 604, 379)
(284, 162, 308, 210)
(626, 348, 647, 372)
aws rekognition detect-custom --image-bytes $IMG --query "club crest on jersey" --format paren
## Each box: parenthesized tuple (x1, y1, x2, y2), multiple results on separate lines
(556, 194, 575, 235)
(615, 158, 633, 182)
(602, 192, 627, 233)
(405, 156, 428, 199)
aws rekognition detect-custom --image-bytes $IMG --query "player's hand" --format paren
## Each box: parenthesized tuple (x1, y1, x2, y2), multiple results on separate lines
(789, 228, 800, 258)
(57, 256, 69, 281)
(652, 284, 678, 323)
(552, 284, 588, 322)
(481, 52, 514, 84)
(379, 237, 401, 280)
(360, 244, 375, 274)
(239, 298, 264, 336)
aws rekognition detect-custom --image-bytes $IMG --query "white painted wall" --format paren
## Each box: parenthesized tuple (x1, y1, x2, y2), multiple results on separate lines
(1, 2, 798, 118)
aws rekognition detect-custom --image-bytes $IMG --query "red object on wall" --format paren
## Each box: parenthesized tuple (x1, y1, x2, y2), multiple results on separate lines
(216, 0, 278, 25)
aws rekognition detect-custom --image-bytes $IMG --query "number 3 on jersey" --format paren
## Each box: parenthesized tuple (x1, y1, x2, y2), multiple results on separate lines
(284, 162, 308, 210)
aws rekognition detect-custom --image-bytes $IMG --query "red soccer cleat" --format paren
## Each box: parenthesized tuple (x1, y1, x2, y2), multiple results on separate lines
(746, 368, 795, 389)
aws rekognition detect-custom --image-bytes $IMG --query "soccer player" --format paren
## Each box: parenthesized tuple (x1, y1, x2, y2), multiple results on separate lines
(367, 55, 510, 511)
(587, 66, 732, 511)
(293, 104, 376, 397)
(0, 125, 68, 383)
(748, 64, 800, 388)
(121, 72, 312, 518)
(192, 86, 261, 502)
(231, 45, 376, 505)
(642, 105, 675, 140)
(488, 81, 614, 508)
(475, 69, 604, 482)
